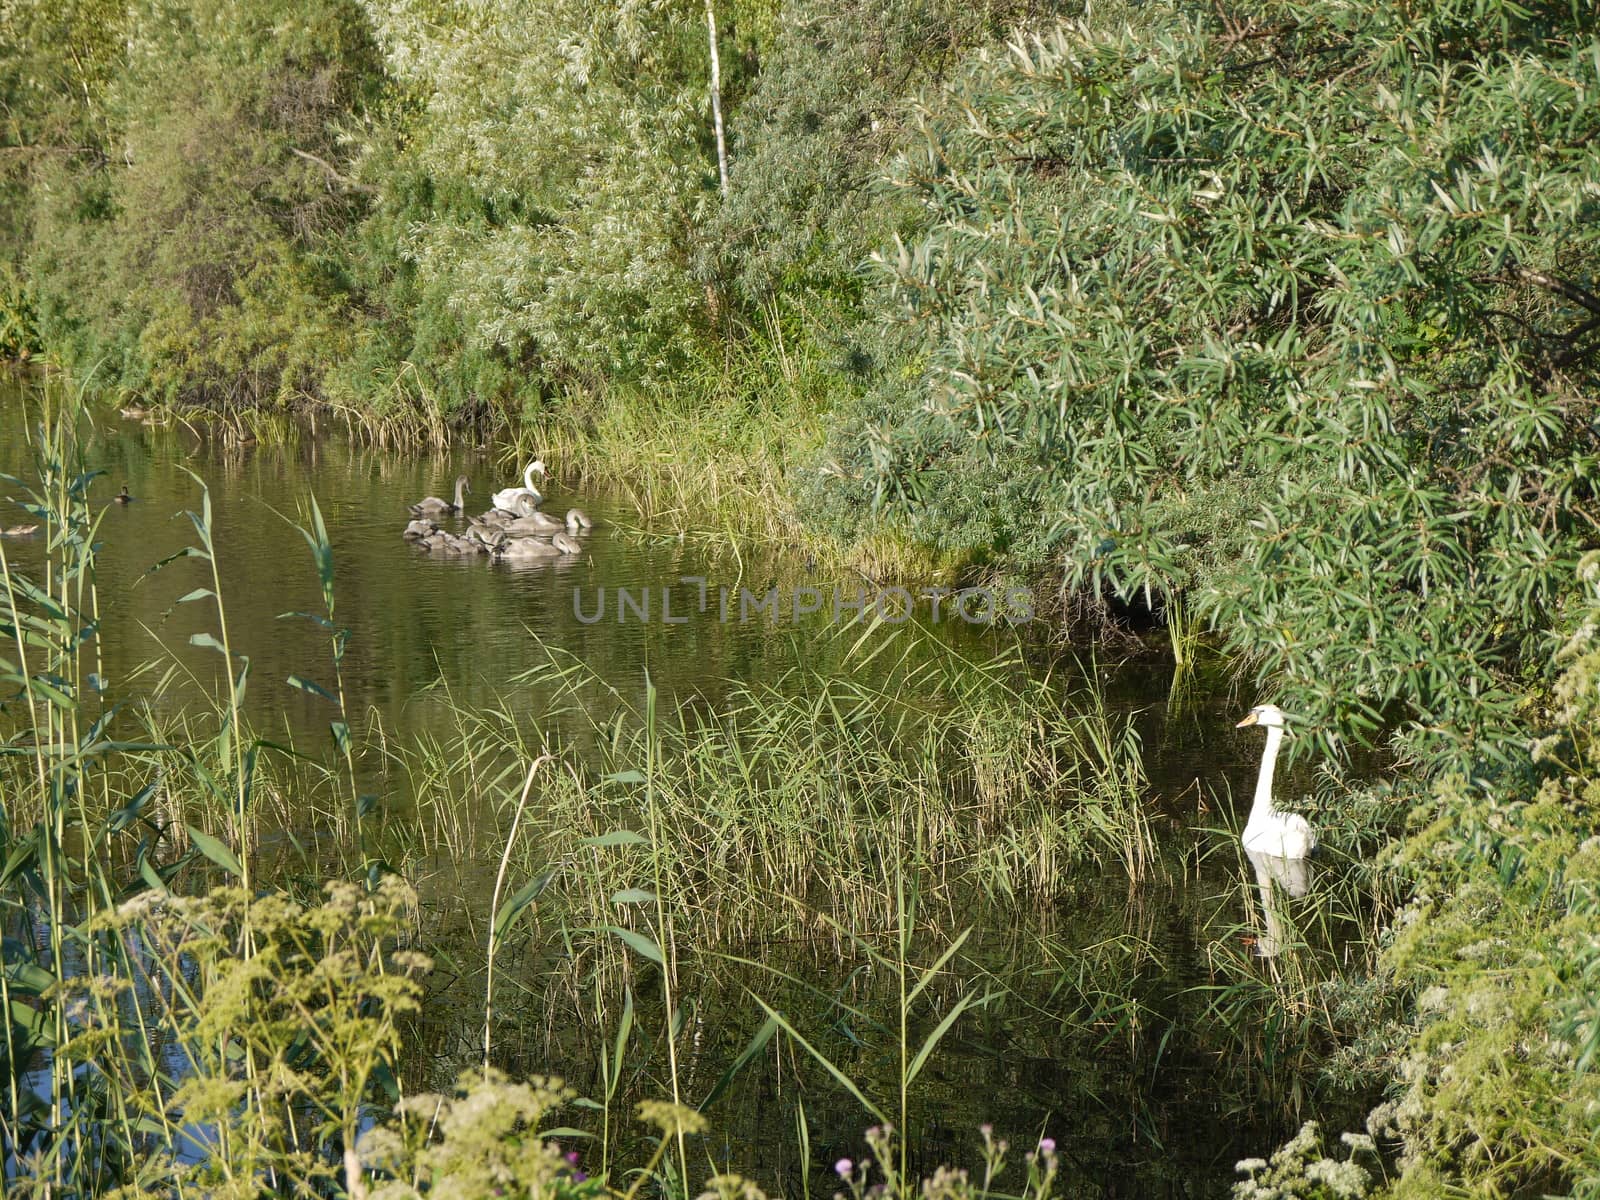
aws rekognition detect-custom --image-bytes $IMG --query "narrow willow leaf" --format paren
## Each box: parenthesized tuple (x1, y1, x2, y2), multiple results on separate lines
(184, 824, 243, 878)
(604, 925, 663, 964)
(580, 830, 647, 848)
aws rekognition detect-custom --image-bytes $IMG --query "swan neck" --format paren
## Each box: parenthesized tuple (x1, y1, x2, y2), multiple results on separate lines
(1250, 726, 1284, 823)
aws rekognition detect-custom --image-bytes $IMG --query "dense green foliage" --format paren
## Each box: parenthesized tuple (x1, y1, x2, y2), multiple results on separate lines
(1364, 557, 1600, 1196)
(5, 0, 1600, 1194)
(4, 0, 380, 404)
(2, 0, 1036, 423)
(849, 0, 1600, 769)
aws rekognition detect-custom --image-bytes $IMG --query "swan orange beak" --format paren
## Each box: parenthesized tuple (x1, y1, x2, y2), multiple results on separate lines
(1235, 711, 1259, 728)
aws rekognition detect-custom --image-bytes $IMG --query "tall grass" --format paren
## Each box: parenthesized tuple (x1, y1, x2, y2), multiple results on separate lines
(0, 381, 1377, 1197)
(383, 622, 1177, 1178)
(0, 385, 423, 1195)
(401, 625, 1153, 952)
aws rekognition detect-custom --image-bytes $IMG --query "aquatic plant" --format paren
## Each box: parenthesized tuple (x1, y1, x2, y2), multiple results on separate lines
(0, 377, 1394, 1195)
(358, 1073, 1068, 1200)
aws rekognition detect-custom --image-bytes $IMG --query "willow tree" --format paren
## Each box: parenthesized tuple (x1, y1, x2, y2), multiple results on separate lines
(5, 0, 380, 405)
(359, 0, 722, 395)
(853, 0, 1600, 769)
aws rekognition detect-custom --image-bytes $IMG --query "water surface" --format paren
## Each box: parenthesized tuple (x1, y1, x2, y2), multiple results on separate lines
(0, 383, 1368, 1197)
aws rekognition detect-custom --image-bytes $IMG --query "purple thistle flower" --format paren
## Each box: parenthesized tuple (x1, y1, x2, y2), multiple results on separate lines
(835, 1158, 853, 1178)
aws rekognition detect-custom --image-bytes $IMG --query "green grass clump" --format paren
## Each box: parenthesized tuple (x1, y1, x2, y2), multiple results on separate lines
(401, 630, 1151, 950)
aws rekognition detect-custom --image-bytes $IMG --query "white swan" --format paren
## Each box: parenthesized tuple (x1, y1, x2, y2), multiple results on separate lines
(1235, 703, 1317, 858)
(1245, 849, 1312, 957)
(491, 460, 546, 512)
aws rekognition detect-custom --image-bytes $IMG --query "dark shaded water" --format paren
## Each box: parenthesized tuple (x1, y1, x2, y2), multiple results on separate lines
(0, 383, 1365, 1197)
(1, 399, 922, 742)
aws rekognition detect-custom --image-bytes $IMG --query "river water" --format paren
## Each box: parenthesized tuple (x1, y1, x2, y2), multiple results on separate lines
(0, 383, 1367, 1197)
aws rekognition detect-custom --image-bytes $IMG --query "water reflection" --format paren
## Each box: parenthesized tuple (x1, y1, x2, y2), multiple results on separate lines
(1, 382, 1372, 1195)
(0, 387, 994, 760)
(1244, 849, 1314, 957)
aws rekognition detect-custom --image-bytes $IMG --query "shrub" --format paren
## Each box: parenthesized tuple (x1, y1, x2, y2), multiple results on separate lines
(849, 0, 1600, 769)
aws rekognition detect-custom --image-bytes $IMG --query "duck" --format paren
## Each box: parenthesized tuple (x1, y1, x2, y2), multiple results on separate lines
(114, 486, 134, 505)
(1235, 704, 1317, 859)
(490, 460, 546, 513)
(410, 475, 470, 517)
(496, 531, 582, 560)
(501, 509, 566, 537)
(420, 528, 484, 554)
(465, 525, 506, 553)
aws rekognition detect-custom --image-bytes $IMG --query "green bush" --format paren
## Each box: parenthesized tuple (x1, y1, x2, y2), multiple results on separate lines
(846, 0, 1600, 769)
(15, 0, 380, 407)
(1361, 557, 1600, 1197)
(353, 0, 718, 404)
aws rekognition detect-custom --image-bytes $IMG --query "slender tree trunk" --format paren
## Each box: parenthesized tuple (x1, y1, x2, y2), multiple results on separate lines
(705, 0, 728, 195)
